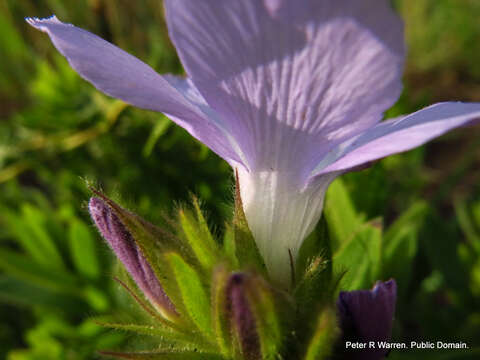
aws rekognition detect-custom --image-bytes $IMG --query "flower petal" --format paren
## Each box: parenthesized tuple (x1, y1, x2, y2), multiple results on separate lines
(238, 167, 338, 286)
(165, 0, 404, 172)
(312, 102, 480, 176)
(26, 15, 245, 166)
(337, 280, 397, 360)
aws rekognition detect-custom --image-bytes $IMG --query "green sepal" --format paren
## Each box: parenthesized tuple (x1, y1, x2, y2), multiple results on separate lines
(96, 322, 183, 339)
(177, 196, 220, 271)
(233, 170, 266, 274)
(99, 350, 225, 360)
(166, 252, 213, 338)
(113, 275, 180, 330)
(303, 307, 340, 360)
(294, 256, 331, 319)
(243, 274, 286, 359)
(294, 216, 333, 309)
(222, 224, 239, 268)
(211, 266, 233, 356)
(95, 322, 210, 351)
(333, 219, 383, 291)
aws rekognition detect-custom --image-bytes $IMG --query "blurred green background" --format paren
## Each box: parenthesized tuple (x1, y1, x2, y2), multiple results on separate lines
(0, 0, 479, 359)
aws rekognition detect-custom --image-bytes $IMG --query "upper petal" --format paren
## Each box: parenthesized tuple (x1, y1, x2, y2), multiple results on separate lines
(312, 102, 480, 176)
(165, 0, 405, 174)
(26, 16, 245, 166)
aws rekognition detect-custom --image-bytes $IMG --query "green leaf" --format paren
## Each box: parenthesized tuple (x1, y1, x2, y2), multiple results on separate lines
(382, 202, 428, 287)
(0, 249, 81, 296)
(21, 204, 65, 269)
(83, 286, 110, 312)
(303, 308, 340, 360)
(333, 220, 382, 291)
(68, 219, 100, 280)
(0, 275, 84, 310)
(455, 199, 480, 253)
(324, 178, 364, 252)
(166, 252, 213, 336)
(1, 205, 64, 270)
(233, 171, 266, 274)
(384, 201, 428, 243)
(142, 116, 172, 157)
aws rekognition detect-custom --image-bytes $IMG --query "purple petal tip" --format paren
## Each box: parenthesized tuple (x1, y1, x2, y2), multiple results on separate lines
(337, 280, 397, 359)
(25, 15, 60, 29)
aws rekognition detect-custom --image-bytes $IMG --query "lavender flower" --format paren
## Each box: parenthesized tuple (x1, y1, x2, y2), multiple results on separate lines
(337, 280, 397, 360)
(88, 197, 176, 319)
(27, 1, 480, 285)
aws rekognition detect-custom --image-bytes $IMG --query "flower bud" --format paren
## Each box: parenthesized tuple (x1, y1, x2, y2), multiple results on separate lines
(337, 279, 397, 360)
(89, 197, 176, 319)
(226, 273, 261, 360)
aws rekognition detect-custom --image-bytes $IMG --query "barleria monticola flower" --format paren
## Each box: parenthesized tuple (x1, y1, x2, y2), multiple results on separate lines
(27, 0, 480, 287)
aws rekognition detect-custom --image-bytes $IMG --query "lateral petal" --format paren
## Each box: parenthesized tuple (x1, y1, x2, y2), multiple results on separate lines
(26, 16, 244, 165)
(313, 102, 480, 176)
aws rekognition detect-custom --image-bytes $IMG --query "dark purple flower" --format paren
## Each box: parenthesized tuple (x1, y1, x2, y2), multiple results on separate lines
(27, 1, 480, 284)
(337, 280, 397, 360)
(88, 197, 176, 319)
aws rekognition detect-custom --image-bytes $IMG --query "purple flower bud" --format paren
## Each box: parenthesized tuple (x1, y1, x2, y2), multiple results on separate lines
(226, 273, 261, 360)
(337, 279, 397, 360)
(89, 197, 176, 319)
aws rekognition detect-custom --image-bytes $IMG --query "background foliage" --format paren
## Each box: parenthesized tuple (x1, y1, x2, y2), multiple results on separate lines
(0, 0, 479, 359)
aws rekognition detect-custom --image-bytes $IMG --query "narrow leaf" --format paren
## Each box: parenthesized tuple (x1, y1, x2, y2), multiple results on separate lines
(21, 204, 65, 269)
(333, 221, 382, 291)
(0, 275, 84, 310)
(68, 219, 100, 280)
(324, 178, 363, 252)
(0, 248, 80, 295)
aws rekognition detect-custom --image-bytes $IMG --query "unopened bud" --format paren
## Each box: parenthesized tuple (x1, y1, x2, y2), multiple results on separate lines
(226, 273, 261, 360)
(89, 197, 176, 319)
